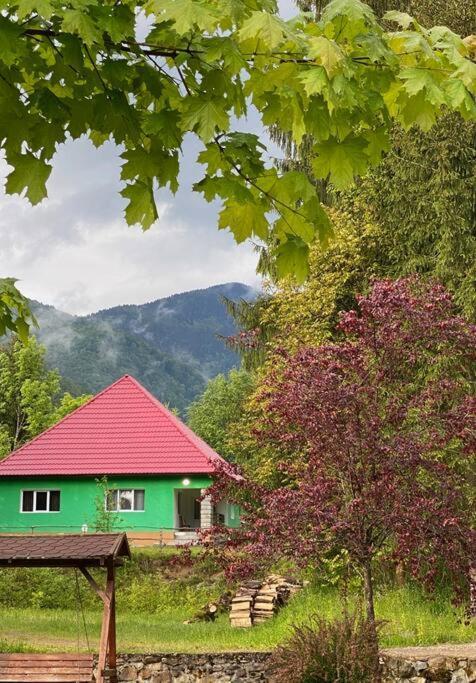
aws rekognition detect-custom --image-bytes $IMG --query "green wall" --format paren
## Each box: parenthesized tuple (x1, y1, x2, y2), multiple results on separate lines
(0, 475, 222, 533)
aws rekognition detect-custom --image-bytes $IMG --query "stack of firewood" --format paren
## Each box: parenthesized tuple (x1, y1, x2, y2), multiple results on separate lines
(230, 575, 304, 628)
(229, 580, 261, 628)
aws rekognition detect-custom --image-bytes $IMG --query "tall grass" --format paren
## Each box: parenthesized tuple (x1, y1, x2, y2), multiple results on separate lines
(0, 585, 474, 654)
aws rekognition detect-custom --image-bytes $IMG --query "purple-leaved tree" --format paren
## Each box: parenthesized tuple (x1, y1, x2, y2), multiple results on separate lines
(207, 278, 476, 631)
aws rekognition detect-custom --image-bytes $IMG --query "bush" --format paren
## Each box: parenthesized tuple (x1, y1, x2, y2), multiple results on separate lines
(269, 611, 382, 683)
(0, 547, 225, 615)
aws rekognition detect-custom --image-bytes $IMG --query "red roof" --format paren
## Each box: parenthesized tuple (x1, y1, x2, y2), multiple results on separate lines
(0, 376, 224, 477)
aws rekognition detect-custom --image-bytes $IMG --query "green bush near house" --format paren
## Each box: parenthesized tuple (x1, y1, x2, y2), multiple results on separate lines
(0, 547, 224, 614)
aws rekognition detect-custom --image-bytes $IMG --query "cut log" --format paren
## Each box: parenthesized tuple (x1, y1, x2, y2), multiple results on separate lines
(242, 580, 262, 589)
(231, 600, 253, 608)
(186, 602, 219, 623)
(230, 617, 253, 628)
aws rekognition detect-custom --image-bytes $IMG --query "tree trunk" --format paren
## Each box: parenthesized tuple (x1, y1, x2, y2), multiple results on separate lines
(362, 560, 381, 682)
(395, 561, 405, 588)
(470, 566, 476, 621)
(363, 560, 376, 625)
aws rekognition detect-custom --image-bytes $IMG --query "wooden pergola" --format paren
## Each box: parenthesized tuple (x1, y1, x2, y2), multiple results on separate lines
(0, 533, 131, 683)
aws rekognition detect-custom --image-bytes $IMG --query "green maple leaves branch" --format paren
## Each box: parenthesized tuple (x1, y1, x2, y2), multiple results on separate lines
(0, 279, 37, 340)
(0, 0, 475, 284)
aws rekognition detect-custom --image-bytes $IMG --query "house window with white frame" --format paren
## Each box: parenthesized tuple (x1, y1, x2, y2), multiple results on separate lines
(106, 489, 145, 512)
(21, 490, 61, 513)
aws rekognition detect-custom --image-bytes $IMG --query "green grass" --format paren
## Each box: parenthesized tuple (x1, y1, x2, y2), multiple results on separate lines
(0, 585, 474, 654)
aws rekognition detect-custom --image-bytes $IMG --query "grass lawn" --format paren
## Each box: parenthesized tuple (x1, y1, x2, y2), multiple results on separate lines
(1, 585, 474, 654)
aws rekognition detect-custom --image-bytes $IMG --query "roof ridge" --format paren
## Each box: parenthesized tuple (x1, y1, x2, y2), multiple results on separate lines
(0, 375, 132, 466)
(124, 375, 223, 465)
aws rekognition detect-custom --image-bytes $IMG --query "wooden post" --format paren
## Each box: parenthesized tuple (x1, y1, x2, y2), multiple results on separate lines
(107, 563, 117, 683)
(80, 565, 116, 683)
(97, 587, 111, 683)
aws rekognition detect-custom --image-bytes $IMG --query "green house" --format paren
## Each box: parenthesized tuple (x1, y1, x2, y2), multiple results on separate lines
(0, 375, 238, 545)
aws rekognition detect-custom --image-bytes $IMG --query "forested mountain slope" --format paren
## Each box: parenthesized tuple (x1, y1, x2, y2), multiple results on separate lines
(30, 283, 256, 413)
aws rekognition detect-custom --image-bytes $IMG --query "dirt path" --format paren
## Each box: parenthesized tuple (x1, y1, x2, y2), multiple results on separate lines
(383, 643, 476, 659)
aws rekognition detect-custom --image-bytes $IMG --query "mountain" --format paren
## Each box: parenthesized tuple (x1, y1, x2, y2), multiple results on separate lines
(88, 282, 255, 379)
(31, 283, 256, 414)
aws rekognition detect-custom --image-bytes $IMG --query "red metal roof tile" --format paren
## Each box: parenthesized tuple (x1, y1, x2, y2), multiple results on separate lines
(0, 376, 224, 476)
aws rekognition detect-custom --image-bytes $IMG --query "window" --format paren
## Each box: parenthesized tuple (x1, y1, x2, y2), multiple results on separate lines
(21, 490, 61, 513)
(105, 489, 145, 512)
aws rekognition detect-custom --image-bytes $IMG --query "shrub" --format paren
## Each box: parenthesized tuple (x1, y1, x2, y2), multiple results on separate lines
(0, 547, 225, 615)
(269, 611, 382, 683)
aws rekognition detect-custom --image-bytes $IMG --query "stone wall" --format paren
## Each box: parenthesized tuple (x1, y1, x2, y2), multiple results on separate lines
(101, 645, 476, 682)
(107, 653, 271, 682)
(380, 644, 476, 683)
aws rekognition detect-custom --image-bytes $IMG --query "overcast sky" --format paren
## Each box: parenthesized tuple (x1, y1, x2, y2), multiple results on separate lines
(0, 0, 296, 315)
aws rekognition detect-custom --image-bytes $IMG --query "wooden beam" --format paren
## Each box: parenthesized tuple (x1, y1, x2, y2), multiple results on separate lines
(78, 567, 109, 605)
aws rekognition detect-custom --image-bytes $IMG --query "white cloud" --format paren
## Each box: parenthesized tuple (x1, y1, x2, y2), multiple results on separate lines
(0, 136, 261, 314)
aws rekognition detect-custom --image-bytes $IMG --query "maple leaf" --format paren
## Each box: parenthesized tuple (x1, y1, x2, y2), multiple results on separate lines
(383, 10, 417, 30)
(60, 35, 84, 70)
(0, 278, 36, 340)
(275, 237, 309, 282)
(218, 200, 268, 243)
(15, 0, 54, 19)
(312, 136, 368, 189)
(5, 152, 52, 205)
(444, 79, 476, 119)
(308, 36, 345, 77)
(453, 55, 476, 96)
(121, 180, 158, 229)
(181, 98, 230, 142)
(322, 0, 375, 24)
(238, 11, 288, 50)
(364, 127, 391, 165)
(300, 67, 328, 97)
(399, 91, 437, 131)
(147, 0, 217, 34)
(400, 68, 446, 107)
(0, 16, 22, 66)
(62, 9, 103, 44)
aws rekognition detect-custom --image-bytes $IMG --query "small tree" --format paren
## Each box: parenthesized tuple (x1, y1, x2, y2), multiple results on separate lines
(209, 278, 476, 633)
(91, 477, 122, 532)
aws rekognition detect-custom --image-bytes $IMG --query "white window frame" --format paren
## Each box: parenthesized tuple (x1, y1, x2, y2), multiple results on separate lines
(105, 488, 145, 513)
(20, 489, 61, 513)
